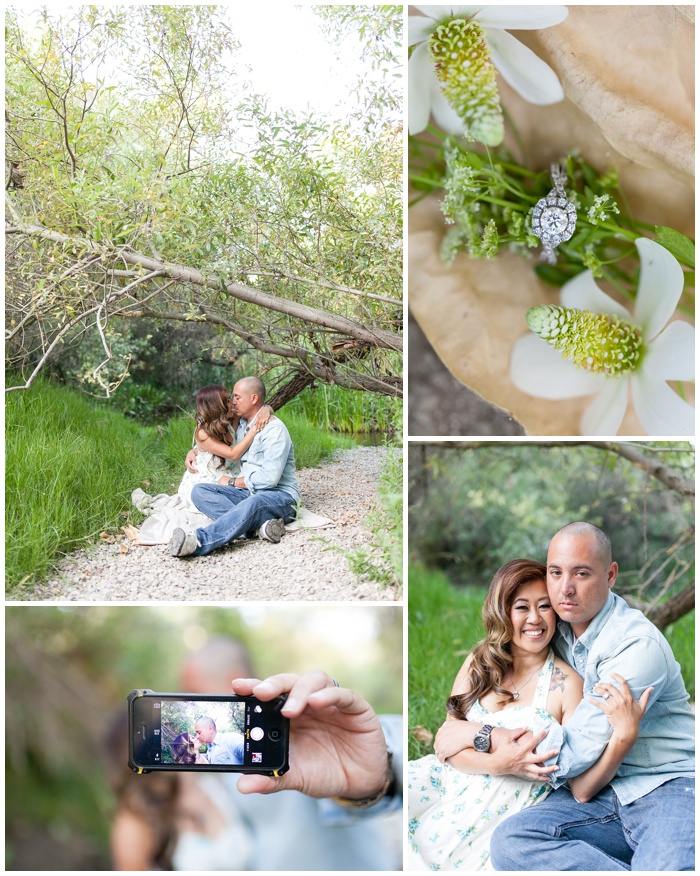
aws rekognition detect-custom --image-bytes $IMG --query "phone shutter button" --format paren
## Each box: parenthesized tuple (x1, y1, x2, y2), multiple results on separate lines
(250, 726, 264, 741)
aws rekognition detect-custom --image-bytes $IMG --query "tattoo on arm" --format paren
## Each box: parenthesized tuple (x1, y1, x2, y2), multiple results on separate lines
(550, 667, 568, 692)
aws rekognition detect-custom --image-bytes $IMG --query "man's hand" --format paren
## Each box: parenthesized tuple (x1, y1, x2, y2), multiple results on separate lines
(186, 448, 198, 474)
(488, 727, 559, 781)
(217, 475, 247, 487)
(231, 671, 389, 800)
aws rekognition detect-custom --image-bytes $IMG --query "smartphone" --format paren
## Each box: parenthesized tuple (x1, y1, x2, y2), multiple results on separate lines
(128, 689, 290, 775)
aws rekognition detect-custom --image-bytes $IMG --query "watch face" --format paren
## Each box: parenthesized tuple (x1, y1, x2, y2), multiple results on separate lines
(474, 734, 489, 752)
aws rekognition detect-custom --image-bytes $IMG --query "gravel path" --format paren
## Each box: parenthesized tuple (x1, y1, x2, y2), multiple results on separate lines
(17, 447, 401, 602)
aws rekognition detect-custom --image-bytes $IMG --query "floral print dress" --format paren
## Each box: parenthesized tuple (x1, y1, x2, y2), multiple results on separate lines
(406, 650, 558, 871)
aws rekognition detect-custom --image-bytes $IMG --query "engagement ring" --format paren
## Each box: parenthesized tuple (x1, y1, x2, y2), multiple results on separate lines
(531, 163, 577, 264)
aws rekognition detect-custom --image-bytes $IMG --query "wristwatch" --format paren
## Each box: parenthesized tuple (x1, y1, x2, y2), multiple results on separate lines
(473, 724, 494, 753)
(227, 477, 236, 487)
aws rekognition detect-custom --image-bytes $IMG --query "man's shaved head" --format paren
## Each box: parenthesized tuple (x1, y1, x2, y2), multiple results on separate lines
(551, 521, 612, 565)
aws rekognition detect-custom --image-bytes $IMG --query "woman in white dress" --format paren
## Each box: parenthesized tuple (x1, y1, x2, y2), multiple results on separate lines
(407, 559, 648, 870)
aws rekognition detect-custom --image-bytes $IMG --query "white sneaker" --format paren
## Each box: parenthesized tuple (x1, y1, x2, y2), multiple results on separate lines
(168, 528, 199, 557)
(257, 519, 286, 543)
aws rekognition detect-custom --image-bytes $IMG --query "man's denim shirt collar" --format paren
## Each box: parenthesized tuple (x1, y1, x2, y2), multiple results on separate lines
(556, 590, 616, 673)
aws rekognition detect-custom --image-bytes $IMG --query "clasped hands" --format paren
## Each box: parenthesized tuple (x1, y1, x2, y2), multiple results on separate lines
(231, 670, 390, 801)
(434, 720, 560, 783)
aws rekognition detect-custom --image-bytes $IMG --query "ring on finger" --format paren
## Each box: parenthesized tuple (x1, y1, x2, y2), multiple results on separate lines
(330, 677, 340, 688)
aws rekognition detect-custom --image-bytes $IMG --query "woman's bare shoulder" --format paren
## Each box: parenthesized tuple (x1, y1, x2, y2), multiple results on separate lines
(550, 655, 584, 703)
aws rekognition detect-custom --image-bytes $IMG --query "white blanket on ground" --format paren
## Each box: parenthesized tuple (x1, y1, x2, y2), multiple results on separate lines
(131, 488, 333, 546)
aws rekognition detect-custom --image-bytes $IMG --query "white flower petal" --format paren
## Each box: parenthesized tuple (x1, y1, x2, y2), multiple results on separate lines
(474, 5, 568, 29)
(408, 42, 433, 134)
(580, 378, 629, 436)
(510, 334, 605, 399)
(408, 15, 436, 46)
(633, 237, 685, 339)
(560, 270, 632, 320)
(484, 28, 564, 105)
(643, 321, 695, 381)
(631, 373, 695, 436)
(429, 75, 470, 134)
(414, 5, 481, 21)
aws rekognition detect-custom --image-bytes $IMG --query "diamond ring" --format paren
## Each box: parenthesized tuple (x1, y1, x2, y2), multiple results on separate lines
(531, 163, 577, 264)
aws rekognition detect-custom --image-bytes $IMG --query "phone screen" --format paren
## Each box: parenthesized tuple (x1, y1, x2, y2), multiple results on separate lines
(129, 691, 289, 773)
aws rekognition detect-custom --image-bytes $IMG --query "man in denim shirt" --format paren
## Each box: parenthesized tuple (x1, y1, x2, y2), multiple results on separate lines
(169, 376, 299, 557)
(435, 522, 694, 870)
(490, 522, 695, 870)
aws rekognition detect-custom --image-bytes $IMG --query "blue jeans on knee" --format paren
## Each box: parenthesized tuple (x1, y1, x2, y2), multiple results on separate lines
(190, 484, 296, 557)
(490, 779, 695, 871)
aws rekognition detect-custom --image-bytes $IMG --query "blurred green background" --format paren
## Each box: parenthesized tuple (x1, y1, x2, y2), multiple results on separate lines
(5, 605, 402, 870)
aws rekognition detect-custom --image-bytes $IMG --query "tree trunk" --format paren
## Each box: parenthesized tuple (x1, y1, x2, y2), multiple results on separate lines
(647, 582, 696, 630)
(267, 373, 317, 411)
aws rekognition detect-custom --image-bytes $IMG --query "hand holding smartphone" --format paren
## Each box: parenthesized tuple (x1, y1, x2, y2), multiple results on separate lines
(128, 689, 290, 775)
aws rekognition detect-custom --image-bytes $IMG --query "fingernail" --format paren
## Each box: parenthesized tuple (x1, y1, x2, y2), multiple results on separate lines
(255, 681, 274, 694)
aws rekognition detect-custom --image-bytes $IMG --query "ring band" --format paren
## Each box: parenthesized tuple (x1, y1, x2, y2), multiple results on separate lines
(331, 677, 340, 688)
(604, 693, 611, 700)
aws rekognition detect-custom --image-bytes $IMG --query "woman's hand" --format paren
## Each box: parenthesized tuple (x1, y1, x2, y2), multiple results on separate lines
(256, 405, 274, 429)
(231, 671, 389, 800)
(590, 673, 653, 743)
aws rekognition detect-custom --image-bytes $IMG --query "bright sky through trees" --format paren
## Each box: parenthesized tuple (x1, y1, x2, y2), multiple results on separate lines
(231, 4, 362, 118)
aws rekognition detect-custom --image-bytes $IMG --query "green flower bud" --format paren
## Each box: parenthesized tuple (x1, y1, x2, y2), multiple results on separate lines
(526, 305, 644, 376)
(429, 19, 504, 147)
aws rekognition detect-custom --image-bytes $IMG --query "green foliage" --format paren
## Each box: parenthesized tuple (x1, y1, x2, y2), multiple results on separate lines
(280, 410, 354, 469)
(6, 6, 402, 405)
(5, 378, 356, 590)
(409, 136, 694, 313)
(286, 384, 402, 434)
(408, 443, 694, 608)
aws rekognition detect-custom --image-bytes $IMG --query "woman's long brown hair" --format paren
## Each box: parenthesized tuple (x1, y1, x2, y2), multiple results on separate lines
(446, 558, 547, 720)
(195, 385, 233, 464)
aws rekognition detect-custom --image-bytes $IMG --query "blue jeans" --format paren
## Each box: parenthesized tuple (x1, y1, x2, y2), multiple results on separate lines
(490, 780, 695, 871)
(190, 484, 297, 557)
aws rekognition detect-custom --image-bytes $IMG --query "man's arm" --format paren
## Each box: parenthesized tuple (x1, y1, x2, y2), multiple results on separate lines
(241, 423, 291, 493)
(552, 636, 670, 784)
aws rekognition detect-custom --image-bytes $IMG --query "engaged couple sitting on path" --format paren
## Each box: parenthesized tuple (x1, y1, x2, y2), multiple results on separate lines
(169, 376, 300, 558)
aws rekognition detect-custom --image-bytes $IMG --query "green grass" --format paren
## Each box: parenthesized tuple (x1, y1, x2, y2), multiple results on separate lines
(286, 384, 402, 434)
(344, 443, 403, 591)
(408, 566, 486, 759)
(282, 409, 355, 467)
(5, 379, 355, 592)
(664, 610, 695, 701)
(408, 565, 696, 761)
